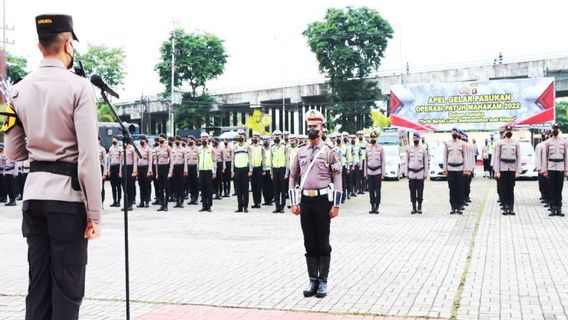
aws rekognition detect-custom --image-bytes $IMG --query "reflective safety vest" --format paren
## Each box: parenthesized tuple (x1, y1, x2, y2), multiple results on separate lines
(272, 144, 286, 168)
(251, 144, 263, 167)
(234, 144, 249, 168)
(263, 147, 272, 171)
(199, 147, 214, 171)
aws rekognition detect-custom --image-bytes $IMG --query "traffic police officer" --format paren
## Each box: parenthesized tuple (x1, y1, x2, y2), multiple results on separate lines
(493, 125, 521, 215)
(198, 132, 216, 212)
(405, 132, 429, 214)
(289, 109, 342, 299)
(3, 156, 17, 206)
(271, 132, 289, 213)
(365, 131, 385, 214)
(535, 132, 550, 206)
(250, 131, 264, 208)
(444, 128, 472, 214)
(4, 14, 102, 319)
(542, 123, 568, 216)
(233, 129, 252, 212)
(262, 137, 274, 205)
(222, 138, 233, 197)
(213, 138, 224, 199)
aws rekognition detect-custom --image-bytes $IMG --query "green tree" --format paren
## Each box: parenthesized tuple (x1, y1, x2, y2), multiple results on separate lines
(155, 29, 227, 129)
(6, 53, 28, 84)
(303, 7, 393, 132)
(75, 44, 126, 87)
(556, 101, 568, 133)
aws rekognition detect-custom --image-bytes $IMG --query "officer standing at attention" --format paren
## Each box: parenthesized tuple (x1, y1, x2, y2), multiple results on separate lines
(542, 123, 568, 217)
(250, 131, 264, 209)
(122, 138, 138, 211)
(0, 143, 6, 203)
(271, 132, 289, 213)
(535, 132, 550, 206)
(213, 138, 224, 200)
(233, 129, 252, 212)
(170, 136, 187, 208)
(356, 130, 367, 194)
(98, 136, 108, 207)
(493, 125, 521, 215)
(136, 135, 153, 208)
(289, 109, 342, 299)
(365, 131, 385, 214)
(405, 132, 429, 214)
(198, 132, 216, 212)
(3, 14, 102, 319)
(444, 128, 472, 214)
(261, 137, 274, 206)
(222, 139, 233, 197)
(156, 133, 172, 212)
(108, 135, 122, 207)
(185, 136, 200, 205)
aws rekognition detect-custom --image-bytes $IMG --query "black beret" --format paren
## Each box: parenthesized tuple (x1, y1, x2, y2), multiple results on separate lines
(36, 14, 78, 41)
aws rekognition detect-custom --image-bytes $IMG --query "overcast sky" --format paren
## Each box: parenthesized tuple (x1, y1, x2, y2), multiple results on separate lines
(4, 0, 568, 101)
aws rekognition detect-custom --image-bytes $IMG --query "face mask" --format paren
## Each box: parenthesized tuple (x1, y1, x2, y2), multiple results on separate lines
(202, 140, 208, 145)
(141, 141, 146, 146)
(553, 129, 559, 136)
(274, 138, 281, 144)
(224, 141, 228, 146)
(182, 144, 186, 147)
(159, 140, 165, 144)
(413, 140, 420, 145)
(66, 42, 74, 69)
(351, 140, 356, 145)
(263, 142, 269, 147)
(112, 141, 117, 145)
(237, 137, 244, 142)
(189, 141, 194, 146)
(505, 132, 513, 138)
(358, 137, 363, 141)
(322, 135, 327, 141)
(291, 143, 297, 147)
(252, 139, 258, 144)
(336, 139, 341, 145)
(307, 129, 319, 140)
(154, 143, 159, 147)
(343, 138, 348, 143)
(370, 139, 376, 144)
(452, 133, 459, 140)
(491, 137, 494, 141)
(175, 141, 180, 146)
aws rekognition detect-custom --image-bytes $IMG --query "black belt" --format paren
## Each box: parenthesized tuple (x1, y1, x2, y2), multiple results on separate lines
(448, 162, 463, 167)
(367, 165, 382, 171)
(30, 161, 81, 191)
(548, 158, 564, 163)
(500, 158, 515, 163)
(408, 167, 424, 173)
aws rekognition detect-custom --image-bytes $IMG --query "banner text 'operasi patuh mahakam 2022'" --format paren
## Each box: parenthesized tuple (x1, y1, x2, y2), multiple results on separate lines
(389, 78, 555, 131)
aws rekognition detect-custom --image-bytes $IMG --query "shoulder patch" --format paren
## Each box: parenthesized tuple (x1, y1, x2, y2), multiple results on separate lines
(1, 103, 20, 134)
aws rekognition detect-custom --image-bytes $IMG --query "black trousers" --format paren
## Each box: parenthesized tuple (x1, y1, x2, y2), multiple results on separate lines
(109, 164, 121, 203)
(464, 174, 472, 201)
(172, 164, 185, 200)
(137, 165, 151, 202)
(5, 174, 17, 203)
(234, 167, 249, 209)
(251, 166, 263, 205)
(199, 170, 213, 209)
(18, 172, 28, 197)
(488, 155, 494, 176)
(447, 171, 464, 210)
(152, 165, 158, 200)
(22, 200, 88, 320)
(538, 173, 550, 200)
(272, 167, 287, 208)
(358, 161, 367, 193)
(300, 195, 332, 257)
(483, 158, 491, 172)
(367, 174, 382, 206)
(409, 178, 424, 203)
(123, 165, 136, 205)
(341, 167, 349, 201)
(548, 170, 565, 209)
(499, 171, 516, 209)
(187, 165, 199, 202)
(262, 169, 273, 203)
(223, 161, 232, 195)
(213, 162, 223, 197)
(352, 164, 360, 194)
(100, 165, 105, 204)
(0, 174, 6, 200)
(157, 164, 170, 208)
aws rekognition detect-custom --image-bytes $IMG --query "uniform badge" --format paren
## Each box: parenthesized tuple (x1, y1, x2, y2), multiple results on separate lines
(1, 103, 19, 134)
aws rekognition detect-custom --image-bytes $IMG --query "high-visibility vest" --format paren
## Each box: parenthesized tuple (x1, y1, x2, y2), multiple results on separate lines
(234, 144, 249, 168)
(251, 144, 263, 167)
(199, 147, 214, 171)
(272, 145, 286, 168)
(263, 147, 272, 171)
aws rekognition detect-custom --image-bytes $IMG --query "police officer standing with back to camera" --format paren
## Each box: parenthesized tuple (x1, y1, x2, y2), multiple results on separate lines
(406, 132, 429, 214)
(542, 123, 568, 217)
(289, 109, 342, 299)
(493, 125, 521, 215)
(444, 128, 472, 214)
(4, 14, 102, 319)
(365, 130, 385, 214)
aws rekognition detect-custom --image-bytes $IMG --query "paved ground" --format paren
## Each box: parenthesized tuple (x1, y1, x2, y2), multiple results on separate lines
(1, 173, 567, 320)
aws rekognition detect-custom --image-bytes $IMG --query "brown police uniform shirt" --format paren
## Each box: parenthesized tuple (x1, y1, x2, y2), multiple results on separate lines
(543, 137, 568, 172)
(365, 143, 386, 178)
(289, 140, 342, 192)
(5, 59, 102, 223)
(405, 144, 429, 179)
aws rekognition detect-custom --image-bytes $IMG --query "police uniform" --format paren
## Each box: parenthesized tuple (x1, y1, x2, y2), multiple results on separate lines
(171, 139, 188, 208)
(0, 144, 7, 202)
(405, 133, 429, 214)
(262, 141, 274, 205)
(185, 137, 200, 205)
(198, 132, 216, 212)
(122, 142, 138, 210)
(3, 157, 18, 205)
(98, 140, 108, 205)
(443, 129, 472, 214)
(365, 132, 385, 214)
(233, 130, 252, 212)
(213, 139, 224, 199)
(136, 137, 152, 208)
(250, 132, 264, 208)
(356, 131, 367, 194)
(338, 133, 352, 202)
(289, 109, 342, 299)
(17, 160, 30, 200)
(543, 124, 568, 216)
(155, 134, 172, 211)
(535, 133, 550, 205)
(222, 141, 233, 197)
(108, 139, 123, 207)
(271, 139, 289, 213)
(493, 126, 521, 215)
(3, 14, 101, 319)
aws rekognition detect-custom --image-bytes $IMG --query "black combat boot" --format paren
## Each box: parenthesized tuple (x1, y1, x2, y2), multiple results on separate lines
(411, 201, 417, 214)
(303, 257, 319, 297)
(509, 204, 515, 215)
(316, 256, 330, 298)
(549, 206, 557, 216)
(417, 202, 423, 214)
(558, 206, 565, 217)
(369, 204, 375, 214)
(375, 203, 380, 214)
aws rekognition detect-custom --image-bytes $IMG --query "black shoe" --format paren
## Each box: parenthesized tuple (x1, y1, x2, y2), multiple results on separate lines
(252, 204, 261, 209)
(5, 201, 16, 206)
(215, 195, 222, 200)
(450, 209, 456, 215)
(157, 206, 165, 212)
(279, 208, 285, 213)
(273, 208, 280, 213)
(235, 208, 243, 213)
(223, 194, 230, 198)
(206, 208, 212, 212)
(151, 201, 160, 206)
(375, 204, 380, 214)
(303, 256, 319, 297)
(417, 202, 423, 214)
(243, 208, 248, 213)
(303, 279, 319, 297)
(16, 196, 23, 201)
(136, 202, 144, 208)
(174, 204, 181, 208)
(110, 202, 119, 207)
(411, 202, 417, 215)
(144, 202, 150, 208)
(315, 282, 327, 298)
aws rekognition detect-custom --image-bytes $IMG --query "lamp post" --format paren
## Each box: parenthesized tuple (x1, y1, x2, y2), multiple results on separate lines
(169, 18, 180, 137)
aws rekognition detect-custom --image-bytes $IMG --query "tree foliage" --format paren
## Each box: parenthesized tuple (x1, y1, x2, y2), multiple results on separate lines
(175, 93, 216, 129)
(303, 7, 393, 133)
(556, 101, 568, 133)
(76, 44, 126, 87)
(6, 53, 28, 84)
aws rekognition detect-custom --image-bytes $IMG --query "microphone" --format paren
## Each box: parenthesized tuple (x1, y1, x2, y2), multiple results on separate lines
(90, 74, 120, 99)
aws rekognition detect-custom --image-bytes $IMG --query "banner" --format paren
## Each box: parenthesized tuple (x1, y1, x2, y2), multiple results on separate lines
(389, 78, 555, 131)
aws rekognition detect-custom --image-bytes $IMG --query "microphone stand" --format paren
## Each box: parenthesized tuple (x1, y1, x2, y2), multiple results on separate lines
(98, 89, 141, 320)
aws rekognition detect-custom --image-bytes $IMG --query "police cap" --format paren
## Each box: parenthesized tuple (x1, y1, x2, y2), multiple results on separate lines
(36, 14, 79, 41)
